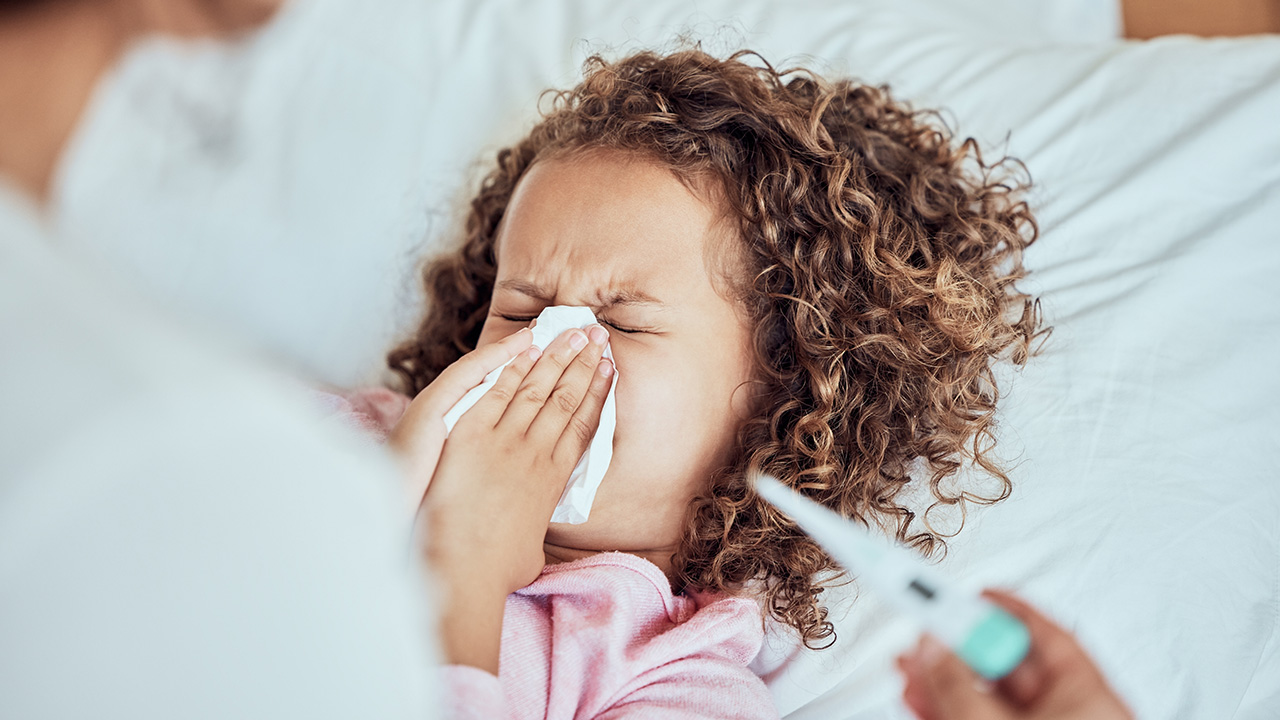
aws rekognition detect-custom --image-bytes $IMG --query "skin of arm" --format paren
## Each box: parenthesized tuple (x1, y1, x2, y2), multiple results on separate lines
(1122, 0, 1280, 38)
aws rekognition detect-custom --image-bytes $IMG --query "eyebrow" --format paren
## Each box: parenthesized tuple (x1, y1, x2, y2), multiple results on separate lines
(495, 278, 667, 309)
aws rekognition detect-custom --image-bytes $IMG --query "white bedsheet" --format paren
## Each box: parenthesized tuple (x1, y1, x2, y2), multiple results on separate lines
(46, 1, 1279, 718)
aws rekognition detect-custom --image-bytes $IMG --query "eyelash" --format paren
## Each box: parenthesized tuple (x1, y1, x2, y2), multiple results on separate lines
(497, 314, 643, 334)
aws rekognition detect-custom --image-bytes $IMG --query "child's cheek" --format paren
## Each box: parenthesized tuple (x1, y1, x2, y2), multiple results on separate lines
(609, 343, 707, 473)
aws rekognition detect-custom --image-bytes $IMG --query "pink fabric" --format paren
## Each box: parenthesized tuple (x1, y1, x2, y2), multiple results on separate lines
(445, 552, 778, 720)
(445, 545, 773, 712)
(314, 388, 779, 719)
(308, 386, 411, 442)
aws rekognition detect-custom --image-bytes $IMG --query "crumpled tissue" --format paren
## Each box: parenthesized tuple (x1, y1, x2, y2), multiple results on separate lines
(441, 306, 617, 524)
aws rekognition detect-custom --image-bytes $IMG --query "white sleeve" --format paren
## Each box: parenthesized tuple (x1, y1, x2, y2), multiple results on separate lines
(0, 391, 438, 720)
(0, 194, 440, 719)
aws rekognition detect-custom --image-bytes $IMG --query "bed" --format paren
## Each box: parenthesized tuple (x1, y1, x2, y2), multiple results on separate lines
(50, 0, 1280, 717)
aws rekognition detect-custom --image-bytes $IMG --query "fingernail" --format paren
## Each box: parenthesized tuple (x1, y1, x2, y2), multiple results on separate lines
(598, 359, 614, 377)
(515, 327, 531, 338)
(569, 330, 588, 350)
(526, 346, 542, 360)
(588, 324, 608, 346)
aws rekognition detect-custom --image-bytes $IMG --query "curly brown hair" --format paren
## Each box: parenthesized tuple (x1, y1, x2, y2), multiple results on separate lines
(388, 48, 1049, 648)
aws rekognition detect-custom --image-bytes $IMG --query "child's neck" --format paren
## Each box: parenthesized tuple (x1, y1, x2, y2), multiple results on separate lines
(543, 542, 678, 587)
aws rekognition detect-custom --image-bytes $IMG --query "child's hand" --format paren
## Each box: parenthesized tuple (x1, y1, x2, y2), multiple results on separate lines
(421, 323, 613, 674)
(424, 323, 613, 591)
(387, 327, 535, 518)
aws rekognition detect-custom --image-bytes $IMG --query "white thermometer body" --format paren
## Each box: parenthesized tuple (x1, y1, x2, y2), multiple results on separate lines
(753, 474, 1030, 680)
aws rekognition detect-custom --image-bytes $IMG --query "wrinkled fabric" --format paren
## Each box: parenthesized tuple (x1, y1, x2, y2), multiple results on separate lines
(443, 553, 777, 720)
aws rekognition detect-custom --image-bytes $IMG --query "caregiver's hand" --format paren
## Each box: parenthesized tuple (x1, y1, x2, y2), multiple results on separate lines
(421, 324, 613, 674)
(387, 326, 534, 517)
(896, 589, 1134, 720)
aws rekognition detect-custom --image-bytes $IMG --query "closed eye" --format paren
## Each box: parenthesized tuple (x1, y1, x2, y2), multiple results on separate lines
(496, 313, 644, 334)
(601, 320, 644, 334)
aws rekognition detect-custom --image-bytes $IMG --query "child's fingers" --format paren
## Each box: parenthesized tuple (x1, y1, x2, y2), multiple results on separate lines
(421, 328, 533, 414)
(462, 344, 540, 428)
(496, 328, 592, 433)
(526, 325, 609, 447)
(553, 356, 614, 466)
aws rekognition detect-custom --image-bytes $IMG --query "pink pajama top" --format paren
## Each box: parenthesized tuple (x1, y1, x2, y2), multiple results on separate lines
(316, 388, 779, 719)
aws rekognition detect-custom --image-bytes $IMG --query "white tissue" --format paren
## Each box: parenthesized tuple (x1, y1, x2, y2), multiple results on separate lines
(441, 306, 617, 524)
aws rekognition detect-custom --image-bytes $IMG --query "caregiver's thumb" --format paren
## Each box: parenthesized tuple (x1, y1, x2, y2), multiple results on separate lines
(896, 589, 1134, 720)
(899, 634, 1012, 720)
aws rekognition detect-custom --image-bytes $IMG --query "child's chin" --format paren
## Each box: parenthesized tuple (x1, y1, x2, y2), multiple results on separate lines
(542, 519, 606, 549)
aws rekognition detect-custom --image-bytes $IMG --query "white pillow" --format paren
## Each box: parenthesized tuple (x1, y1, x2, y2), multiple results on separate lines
(50, 1, 1278, 719)
(710, 19, 1280, 720)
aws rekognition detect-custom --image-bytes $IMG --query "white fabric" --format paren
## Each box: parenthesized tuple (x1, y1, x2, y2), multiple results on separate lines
(952, 0, 1123, 43)
(442, 306, 618, 524)
(0, 186, 439, 719)
(39, 0, 1278, 718)
(48, 0, 1116, 389)
(732, 28, 1280, 720)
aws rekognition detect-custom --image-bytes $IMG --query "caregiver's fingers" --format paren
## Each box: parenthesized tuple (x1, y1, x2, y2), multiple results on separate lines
(420, 327, 533, 414)
(527, 325, 608, 448)
(897, 591, 1135, 720)
(981, 590, 1134, 718)
(553, 356, 613, 466)
(901, 635, 1134, 720)
(498, 328, 593, 433)
(981, 589, 1108, 706)
(898, 635, 1012, 720)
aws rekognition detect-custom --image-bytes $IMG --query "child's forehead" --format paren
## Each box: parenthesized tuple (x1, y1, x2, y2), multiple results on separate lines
(493, 153, 732, 293)
(504, 153, 714, 231)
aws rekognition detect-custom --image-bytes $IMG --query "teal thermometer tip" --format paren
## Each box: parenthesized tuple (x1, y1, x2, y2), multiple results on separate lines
(959, 607, 1031, 680)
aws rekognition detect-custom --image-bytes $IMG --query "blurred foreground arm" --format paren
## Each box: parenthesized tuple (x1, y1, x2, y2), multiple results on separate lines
(0, 220, 438, 719)
(1123, 0, 1280, 38)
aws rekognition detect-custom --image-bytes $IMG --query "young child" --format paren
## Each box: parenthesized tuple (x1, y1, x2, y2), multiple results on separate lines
(335, 47, 1047, 719)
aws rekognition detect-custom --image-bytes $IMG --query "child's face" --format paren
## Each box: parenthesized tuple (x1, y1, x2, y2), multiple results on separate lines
(473, 151, 756, 567)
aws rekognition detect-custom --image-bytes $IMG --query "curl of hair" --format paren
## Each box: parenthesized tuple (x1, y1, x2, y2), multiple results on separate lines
(388, 48, 1050, 648)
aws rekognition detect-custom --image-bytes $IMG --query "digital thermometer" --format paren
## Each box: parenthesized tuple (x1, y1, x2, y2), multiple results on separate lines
(752, 473, 1030, 680)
